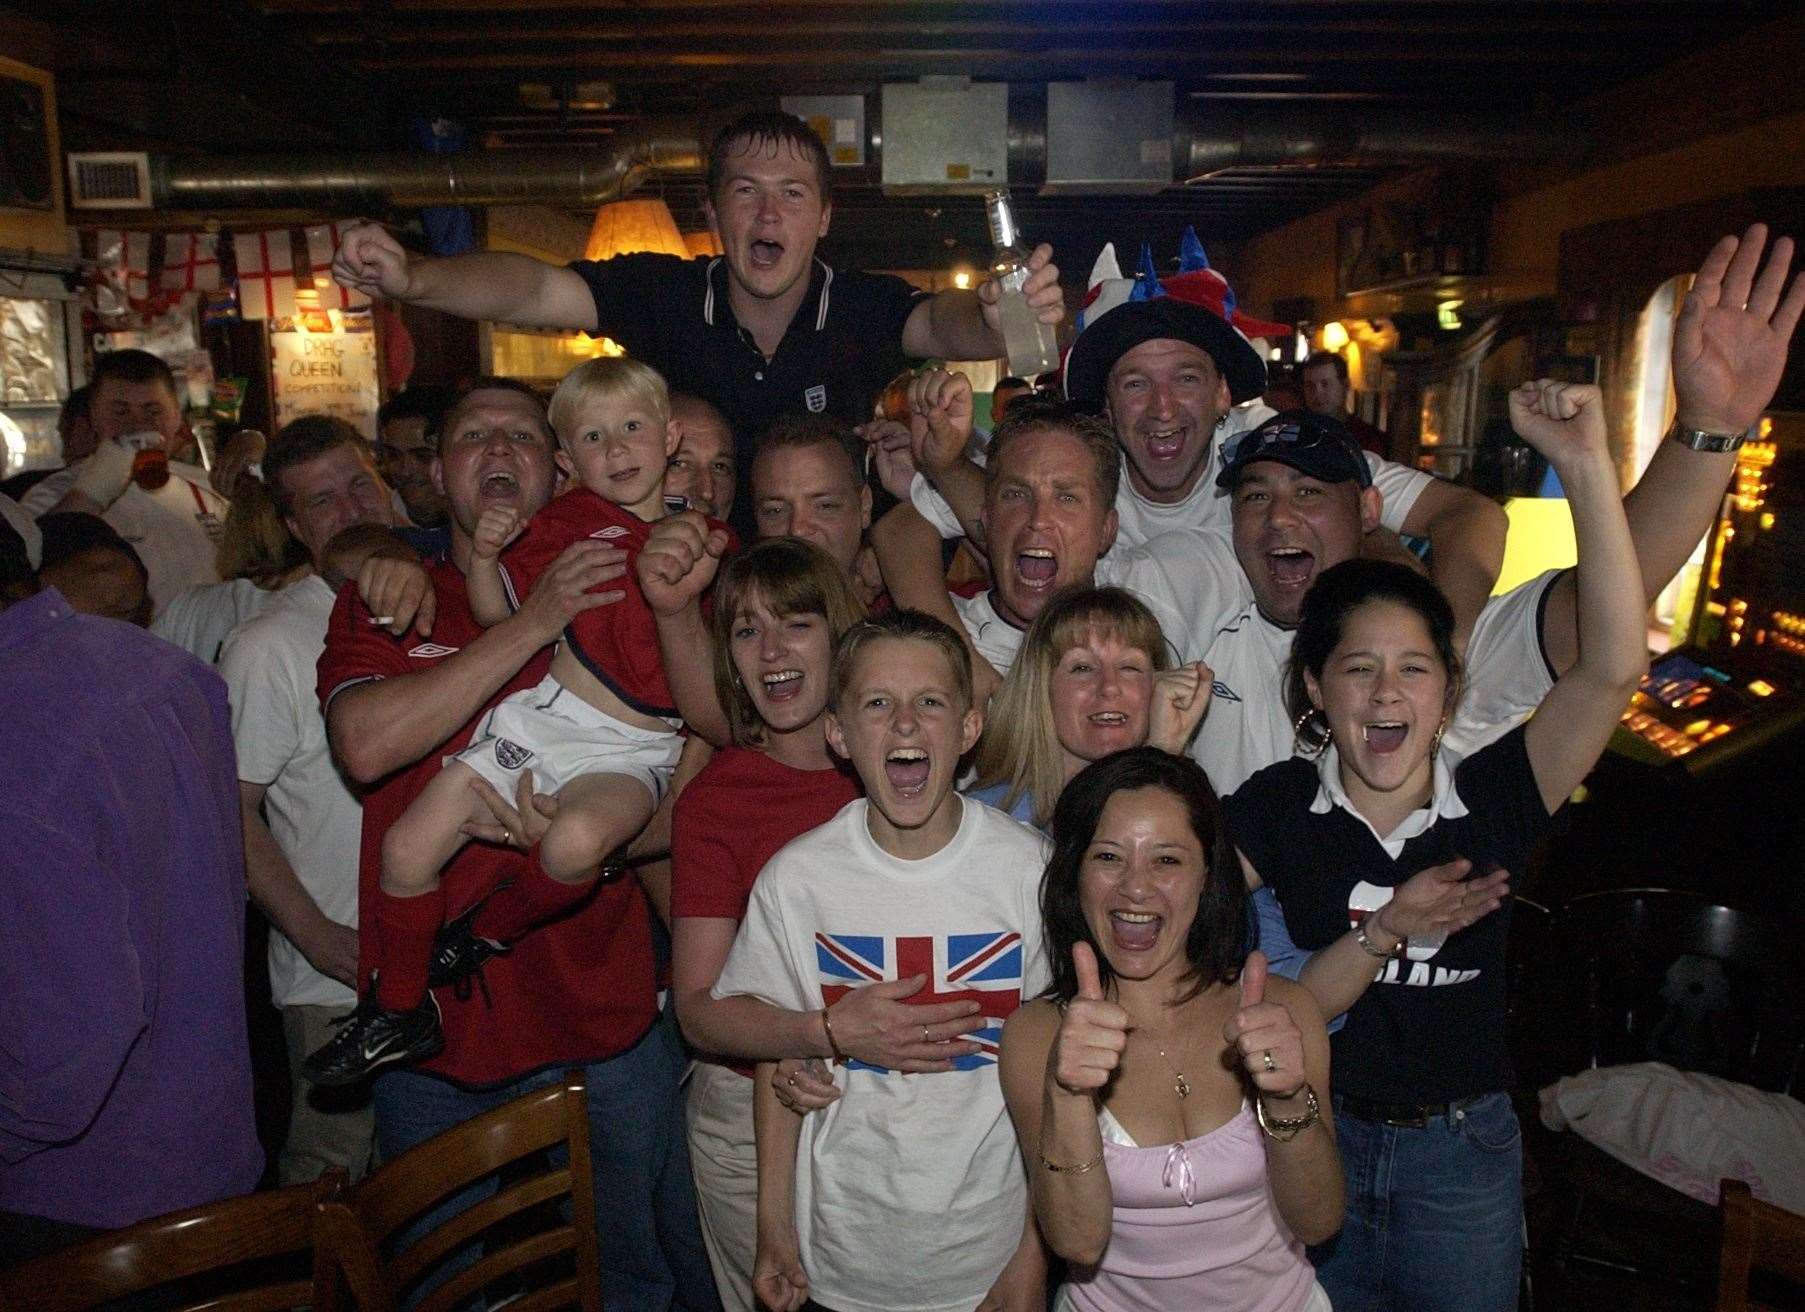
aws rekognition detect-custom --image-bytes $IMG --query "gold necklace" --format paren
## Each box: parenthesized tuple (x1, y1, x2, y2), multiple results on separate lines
(1142, 1033, 1190, 1100)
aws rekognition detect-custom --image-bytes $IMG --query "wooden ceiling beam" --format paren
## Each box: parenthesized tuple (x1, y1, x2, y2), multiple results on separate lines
(350, 44, 1607, 72)
(293, 14, 1705, 44)
(251, 0, 1740, 12)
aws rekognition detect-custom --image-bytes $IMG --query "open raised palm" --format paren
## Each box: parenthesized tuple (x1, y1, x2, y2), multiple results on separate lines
(1673, 224, 1805, 434)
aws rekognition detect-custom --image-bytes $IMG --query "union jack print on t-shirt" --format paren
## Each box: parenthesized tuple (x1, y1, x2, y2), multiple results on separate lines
(815, 930, 1024, 1072)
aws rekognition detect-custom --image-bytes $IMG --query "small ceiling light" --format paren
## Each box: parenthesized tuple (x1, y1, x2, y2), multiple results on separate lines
(1320, 320, 1350, 352)
(1437, 300, 1464, 331)
(952, 269, 973, 290)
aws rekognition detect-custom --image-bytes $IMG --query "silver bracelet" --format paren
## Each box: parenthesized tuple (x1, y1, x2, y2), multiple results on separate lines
(1355, 918, 1400, 959)
(1668, 416, 1747, 454)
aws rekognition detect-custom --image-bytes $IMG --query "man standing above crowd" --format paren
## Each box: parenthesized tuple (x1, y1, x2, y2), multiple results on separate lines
(1302, 350, 1388, 455)
(23, 350, 228, 617)
(317, 379, 718, 1310)
(220, 417, 399, 1187)
(330, 110, 1063, 539)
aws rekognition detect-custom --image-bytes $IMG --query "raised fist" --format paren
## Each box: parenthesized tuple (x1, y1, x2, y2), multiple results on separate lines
(331, 220, 414, 300)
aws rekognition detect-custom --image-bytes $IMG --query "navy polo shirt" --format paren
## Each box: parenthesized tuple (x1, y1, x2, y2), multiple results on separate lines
(569, 252, 927, 538)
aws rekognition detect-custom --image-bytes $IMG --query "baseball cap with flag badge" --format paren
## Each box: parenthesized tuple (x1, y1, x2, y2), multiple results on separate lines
(1062, 227, 1293, 414)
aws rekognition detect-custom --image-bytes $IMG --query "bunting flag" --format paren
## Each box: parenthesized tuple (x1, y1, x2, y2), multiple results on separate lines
(303, 223, 371, 311)
(233, 230, 298, 321)
(91, 229, 154, 307)
(160, 233, 222, 295)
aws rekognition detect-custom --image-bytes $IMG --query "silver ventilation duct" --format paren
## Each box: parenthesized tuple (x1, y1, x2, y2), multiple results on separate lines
(129, 120, 701, 212)
(69, 99, 1568, 213)
(1180, 106, 1569, 179)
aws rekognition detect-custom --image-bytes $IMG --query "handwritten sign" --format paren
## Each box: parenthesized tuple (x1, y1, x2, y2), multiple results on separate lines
(271, 320, 378, 440)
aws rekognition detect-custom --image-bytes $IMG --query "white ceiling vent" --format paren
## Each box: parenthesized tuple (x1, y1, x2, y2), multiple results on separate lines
(881, 78, 1007, 194)
(1043, 82, 1174, 196)
(67, 153, 151, 209)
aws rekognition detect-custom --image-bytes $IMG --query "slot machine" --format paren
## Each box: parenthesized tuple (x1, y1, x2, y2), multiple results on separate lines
(1615, 414, 1805, 773)
(1535, 414, 1805, 913)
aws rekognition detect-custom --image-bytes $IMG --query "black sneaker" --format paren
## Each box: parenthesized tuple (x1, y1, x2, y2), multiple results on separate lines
(427, 893, 512, 1004)
(302, 990, 443, 1087)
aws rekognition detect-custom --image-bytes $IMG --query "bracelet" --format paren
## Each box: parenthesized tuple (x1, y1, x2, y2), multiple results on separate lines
(1256, 1083, 1321, 1142)
(820, 1006, 847, 1062)
(1668, 416, 1747, 454)
(1038, 1148, 1103, 1175)
(1355, 918, 1400, 959)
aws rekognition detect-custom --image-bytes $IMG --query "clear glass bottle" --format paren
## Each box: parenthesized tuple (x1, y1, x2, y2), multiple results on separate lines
(984, 189, 1060, 379)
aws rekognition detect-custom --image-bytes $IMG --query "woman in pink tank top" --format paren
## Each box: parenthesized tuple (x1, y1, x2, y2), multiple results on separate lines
(999, 748, 1343, 1311)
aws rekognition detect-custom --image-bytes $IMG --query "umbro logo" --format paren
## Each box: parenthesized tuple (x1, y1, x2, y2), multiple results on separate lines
(1211, 679, 1241, 703)
(591, 525, 629, 540)
(407, 642, 459, 659)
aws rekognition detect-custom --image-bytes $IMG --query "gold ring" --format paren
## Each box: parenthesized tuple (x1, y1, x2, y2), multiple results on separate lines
(1262, 1050, 1276, 1073)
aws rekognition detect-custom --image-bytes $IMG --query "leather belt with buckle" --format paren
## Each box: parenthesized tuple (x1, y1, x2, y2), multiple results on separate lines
(1338, 1093, 1476, 1127)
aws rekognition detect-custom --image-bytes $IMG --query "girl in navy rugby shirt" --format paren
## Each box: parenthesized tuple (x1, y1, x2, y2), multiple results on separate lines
(1225, 379, 1646, 1312)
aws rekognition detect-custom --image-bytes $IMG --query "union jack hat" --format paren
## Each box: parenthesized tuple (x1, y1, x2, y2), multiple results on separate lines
(1062, 227, 1293, 413)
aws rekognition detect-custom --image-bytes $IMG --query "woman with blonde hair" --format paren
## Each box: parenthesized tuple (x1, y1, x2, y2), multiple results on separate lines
(151, 468, 308, 662)
(970, 586, 1210, 828)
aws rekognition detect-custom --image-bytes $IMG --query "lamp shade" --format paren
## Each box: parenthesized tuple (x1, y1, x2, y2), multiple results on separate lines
(584, 198, 687, 262)
(684, 230, 724, 258)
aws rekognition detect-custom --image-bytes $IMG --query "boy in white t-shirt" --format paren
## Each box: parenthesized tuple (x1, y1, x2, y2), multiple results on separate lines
(713, 610, 1050, 1312)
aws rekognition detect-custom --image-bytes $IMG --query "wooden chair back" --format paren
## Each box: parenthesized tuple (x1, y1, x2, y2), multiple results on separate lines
(0, 1171, 343, 1312)
(315, 1072, 600, 1312)
(1559, 888, 1805, 1095)
(1716, 1178, 1805, 1311)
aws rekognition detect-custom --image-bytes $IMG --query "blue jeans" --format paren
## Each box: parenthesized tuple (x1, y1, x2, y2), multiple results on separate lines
(373, 1007, 720, 1311)
(1308, 1090, 1522, 1312)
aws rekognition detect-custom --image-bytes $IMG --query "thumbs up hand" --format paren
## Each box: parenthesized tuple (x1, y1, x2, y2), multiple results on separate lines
(1050, 942, 1133, 1097)
(1223, 950, 1305, 1100)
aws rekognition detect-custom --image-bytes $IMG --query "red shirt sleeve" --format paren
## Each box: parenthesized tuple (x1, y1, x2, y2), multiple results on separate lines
(316, 580, 413, 712)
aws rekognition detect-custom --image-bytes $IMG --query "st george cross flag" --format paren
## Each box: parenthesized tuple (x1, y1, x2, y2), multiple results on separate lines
(303, 223, 371, 312)
(815, 929, 1024, 1072)
(233, 230, 298, 321)
(92, 230, 153, 307)
(160, 233, 221, 295)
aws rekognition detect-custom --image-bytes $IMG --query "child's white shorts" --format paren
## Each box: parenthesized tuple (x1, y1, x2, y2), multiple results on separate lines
(451, 673, 682, 804)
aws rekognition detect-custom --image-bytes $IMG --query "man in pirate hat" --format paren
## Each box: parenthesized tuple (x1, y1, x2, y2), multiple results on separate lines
(901, 229, 1508, 645)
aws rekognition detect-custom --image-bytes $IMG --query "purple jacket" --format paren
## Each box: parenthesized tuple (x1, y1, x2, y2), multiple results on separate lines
(0, 589, 263, 1227)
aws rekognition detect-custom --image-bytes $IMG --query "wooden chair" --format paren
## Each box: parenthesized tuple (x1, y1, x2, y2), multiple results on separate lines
(1716, 1179, 1805, 1311)
(315, 1072, 600, 1312)
(0, 1171, 344, 1312)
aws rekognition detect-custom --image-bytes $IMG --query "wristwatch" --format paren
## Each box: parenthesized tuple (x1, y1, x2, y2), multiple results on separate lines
(1668, 417, 1749, 453)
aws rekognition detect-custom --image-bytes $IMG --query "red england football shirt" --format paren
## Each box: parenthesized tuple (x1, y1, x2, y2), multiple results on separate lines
(316, 561, 657, 1087)
(499, 489, 732, 719)
(670, 745, 860, 1077)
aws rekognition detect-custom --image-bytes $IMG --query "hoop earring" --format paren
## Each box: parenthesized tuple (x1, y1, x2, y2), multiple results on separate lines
(1292, 706, 1327, 757)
